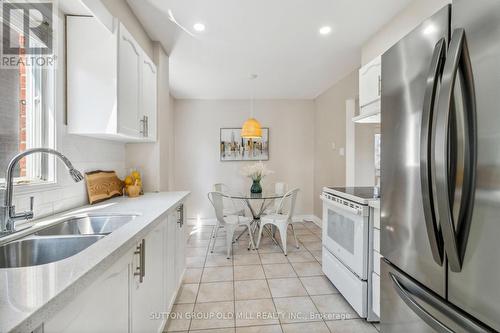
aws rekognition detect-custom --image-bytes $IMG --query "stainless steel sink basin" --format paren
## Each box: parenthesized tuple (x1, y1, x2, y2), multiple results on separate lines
(0, 214, 137, 268)
(35, 214, 137, 236)
(0, 235, 106, 268)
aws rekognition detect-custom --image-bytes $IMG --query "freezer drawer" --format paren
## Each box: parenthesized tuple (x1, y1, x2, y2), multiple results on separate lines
(323, 247, 367, 318)
(381, 259, 493, 333)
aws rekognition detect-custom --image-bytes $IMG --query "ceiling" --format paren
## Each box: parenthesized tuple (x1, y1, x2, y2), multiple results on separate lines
(127, 0, 412, 99)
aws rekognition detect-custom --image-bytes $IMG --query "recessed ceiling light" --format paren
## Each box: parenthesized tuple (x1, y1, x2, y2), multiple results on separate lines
(193, 23, 206, 32)
(319, 26, 332, 35)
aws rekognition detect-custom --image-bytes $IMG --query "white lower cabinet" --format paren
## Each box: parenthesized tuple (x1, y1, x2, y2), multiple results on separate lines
(131, 222, 165, 333)
(44, 204, 186, 333)
(44, 249, 132, 333)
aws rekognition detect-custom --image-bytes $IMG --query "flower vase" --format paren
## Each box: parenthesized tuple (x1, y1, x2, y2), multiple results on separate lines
(250, 179, 262, 193)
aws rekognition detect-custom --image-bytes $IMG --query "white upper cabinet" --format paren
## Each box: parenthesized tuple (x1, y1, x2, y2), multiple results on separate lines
(118, 23, 142, 138)
(141, 54, 157, 141)
(67, 16, 157, 142)
(359, 55, 381, 108)
(355, 55, 381, 123)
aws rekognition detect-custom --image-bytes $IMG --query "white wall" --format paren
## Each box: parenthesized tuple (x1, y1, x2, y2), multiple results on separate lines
(361, 0, 451, 65)
(313, 70, 358, 217)
(173, 99, 315, 218)
(354, 123, 379, 186)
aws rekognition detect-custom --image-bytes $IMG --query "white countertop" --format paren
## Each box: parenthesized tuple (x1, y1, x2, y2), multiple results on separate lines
(0, 191, 190, 333)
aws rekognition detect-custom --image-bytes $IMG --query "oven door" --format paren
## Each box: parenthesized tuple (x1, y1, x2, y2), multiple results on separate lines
(322, 195, 369, 279)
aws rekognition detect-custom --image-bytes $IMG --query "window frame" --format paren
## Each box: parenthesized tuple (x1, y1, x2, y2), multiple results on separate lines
(0, 10, 57, 189)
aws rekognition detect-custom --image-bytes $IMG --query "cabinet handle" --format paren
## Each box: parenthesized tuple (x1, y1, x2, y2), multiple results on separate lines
(134, 239, 146, 282)
(177, 204, 184, 228)
(145, 116, 149, 137)
(140, 116, 147, 137)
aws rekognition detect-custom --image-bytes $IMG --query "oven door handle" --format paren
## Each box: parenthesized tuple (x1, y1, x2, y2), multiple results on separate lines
(321, 195, 364, 216)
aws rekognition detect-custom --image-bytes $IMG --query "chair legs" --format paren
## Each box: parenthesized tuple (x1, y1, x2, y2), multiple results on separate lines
(290, 223, 300, 249)
(277, 223, 288, 256)
(256, 222, 265, 250)
(210, 225, 219, 253)
(225, 225, 236, 259)
(246, 223, 256, 250)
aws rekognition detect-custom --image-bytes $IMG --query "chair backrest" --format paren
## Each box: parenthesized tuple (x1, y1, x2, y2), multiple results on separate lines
(273, 182, 288, 212)
(213, 183, 229, 193)
(275, 188, 299, 220)
(274, 182, 287, 195)
(207, 191, 226, 225)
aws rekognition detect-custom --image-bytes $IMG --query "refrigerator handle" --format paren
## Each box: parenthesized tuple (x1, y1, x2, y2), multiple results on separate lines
(420, 38, 446, 266)
(390, 273, 454, 333)
(389, 271, 493, 333)
(434, 28, 477, 272)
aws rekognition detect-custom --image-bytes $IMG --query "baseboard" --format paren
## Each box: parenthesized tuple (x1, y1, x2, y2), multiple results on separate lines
(187, 215, 322, 228)
(295, 214, 322, 228)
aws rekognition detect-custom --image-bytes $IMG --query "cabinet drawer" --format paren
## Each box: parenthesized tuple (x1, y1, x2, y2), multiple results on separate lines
(373, 250, 381, 276)
(372, 272, 380, 317)
(373, 229, 380, 252)
(323, 248, 367, 318)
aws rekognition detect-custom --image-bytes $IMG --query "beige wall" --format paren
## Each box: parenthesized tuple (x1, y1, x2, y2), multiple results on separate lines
(173, 100, 315, 219)
(354, 123, 379, 186)
(361, 0, 451, 65)
(313, 71, 358, 217)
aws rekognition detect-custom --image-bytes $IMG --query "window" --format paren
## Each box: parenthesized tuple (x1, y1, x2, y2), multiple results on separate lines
(0, 6, 55, 186)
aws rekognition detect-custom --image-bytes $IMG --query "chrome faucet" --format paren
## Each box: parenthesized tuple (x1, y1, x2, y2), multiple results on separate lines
(0, 148, 84, 236)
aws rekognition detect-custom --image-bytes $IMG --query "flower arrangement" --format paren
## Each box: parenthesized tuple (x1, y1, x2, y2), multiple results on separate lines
(240, 161, 274, 193)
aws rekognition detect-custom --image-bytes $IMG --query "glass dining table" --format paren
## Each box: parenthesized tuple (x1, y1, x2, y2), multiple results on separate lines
(220, 191, 284, 248)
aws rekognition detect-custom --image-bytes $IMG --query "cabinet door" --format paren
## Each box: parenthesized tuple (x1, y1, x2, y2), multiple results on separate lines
(141, 55, 157, 141)
(131, 223, 165, 333)
(118, 23, 142, 138)
(175, 205, 186, 284)
(166, 211, 178, 309)
(359, 56, 381, 107)
(44, 250, 132, 333)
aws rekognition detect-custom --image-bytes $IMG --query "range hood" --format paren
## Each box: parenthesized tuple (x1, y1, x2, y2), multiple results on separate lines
(352, 101, 380, 123)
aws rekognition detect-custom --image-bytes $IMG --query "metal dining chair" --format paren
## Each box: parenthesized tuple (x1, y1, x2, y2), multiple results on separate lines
(263, 182, 288, 215)
(211, 183, 246, 240)
(208, 191, 256, 258)
(256, 188, 300, 255)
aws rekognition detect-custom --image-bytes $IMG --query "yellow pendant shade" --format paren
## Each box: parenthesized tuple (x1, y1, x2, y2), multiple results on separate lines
(241, 118, 262, 138)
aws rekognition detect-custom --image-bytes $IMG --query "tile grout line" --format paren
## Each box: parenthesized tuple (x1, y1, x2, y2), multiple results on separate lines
(256, 243, 285, 333)
(286, 250, 332, 332)
(186, 225, 213, 332)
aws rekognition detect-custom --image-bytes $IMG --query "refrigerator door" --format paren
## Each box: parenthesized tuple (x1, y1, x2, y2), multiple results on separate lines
(448, 0, 500, 330)
(380, 5, 450, 297)
(381, 259, 493, 333)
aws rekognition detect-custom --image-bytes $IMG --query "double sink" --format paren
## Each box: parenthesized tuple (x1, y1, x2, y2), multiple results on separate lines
(0, 214, 137, 269)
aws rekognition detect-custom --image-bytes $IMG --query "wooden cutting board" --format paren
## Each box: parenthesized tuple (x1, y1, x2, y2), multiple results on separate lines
(85, 170, 124, 204)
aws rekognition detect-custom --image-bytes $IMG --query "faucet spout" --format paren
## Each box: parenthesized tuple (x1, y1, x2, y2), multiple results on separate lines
(1, 148, 84, 235)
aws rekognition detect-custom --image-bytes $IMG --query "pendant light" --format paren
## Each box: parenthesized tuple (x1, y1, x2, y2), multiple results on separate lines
(241, 74, 262, 139)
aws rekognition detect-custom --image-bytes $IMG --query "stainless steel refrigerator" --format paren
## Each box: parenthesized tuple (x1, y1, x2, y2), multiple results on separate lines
(381, 0, 500, 331)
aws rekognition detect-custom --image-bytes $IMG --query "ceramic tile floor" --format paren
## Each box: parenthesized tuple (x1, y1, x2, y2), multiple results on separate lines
(165, 221, 379, 333)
